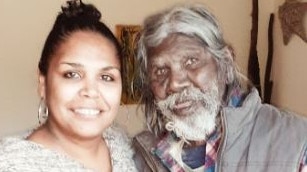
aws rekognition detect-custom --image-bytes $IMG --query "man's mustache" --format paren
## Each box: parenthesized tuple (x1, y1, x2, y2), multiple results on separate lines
(157, 87, 208, 112)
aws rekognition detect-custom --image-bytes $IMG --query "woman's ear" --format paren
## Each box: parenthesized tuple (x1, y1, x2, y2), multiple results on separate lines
(38, 71, 46, 98)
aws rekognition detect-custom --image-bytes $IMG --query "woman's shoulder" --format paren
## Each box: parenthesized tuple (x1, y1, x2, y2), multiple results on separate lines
(0, 136, 38, 169)
(104, 124, 131, 140)
(104, 124, 133, 155)
(0, 133, 31, 152)
(104, 124, 138, 172)
(0, 128, 39, 154)
(0, 133, 86, 171)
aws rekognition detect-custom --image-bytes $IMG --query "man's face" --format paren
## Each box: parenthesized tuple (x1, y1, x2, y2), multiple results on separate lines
(148, 34, 221, 140)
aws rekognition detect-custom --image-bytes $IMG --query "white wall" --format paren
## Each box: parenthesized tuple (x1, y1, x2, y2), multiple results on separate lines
(0, 0, 259, 137)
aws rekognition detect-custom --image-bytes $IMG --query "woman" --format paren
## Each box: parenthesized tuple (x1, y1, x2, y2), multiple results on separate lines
(0, 0, 137, 171)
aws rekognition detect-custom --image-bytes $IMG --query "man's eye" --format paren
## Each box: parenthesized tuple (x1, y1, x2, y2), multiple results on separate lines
(101, 75, 114, 82)
(185, 57, 197, 66)
(156, 68, 167, 76)
(63, 72, 81, 79)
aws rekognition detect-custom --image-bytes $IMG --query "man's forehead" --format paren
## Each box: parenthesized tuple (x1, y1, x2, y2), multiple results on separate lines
(148, 35, 206, 58)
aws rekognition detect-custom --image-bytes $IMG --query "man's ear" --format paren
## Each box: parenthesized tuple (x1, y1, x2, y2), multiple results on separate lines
(38, 72, 46, 98)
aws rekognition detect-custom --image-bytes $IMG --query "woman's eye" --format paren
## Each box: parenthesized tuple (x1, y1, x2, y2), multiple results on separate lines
(63, 72, 81, 79)
(101, 75, 114, 82)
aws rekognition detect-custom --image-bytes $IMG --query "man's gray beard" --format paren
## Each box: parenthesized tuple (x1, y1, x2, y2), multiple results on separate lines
(156, 81, 220, 141)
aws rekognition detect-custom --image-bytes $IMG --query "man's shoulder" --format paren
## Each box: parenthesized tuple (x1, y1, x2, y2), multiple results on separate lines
(133, 131, 169, 172)
(258, 103, 307, 127)
(251, 104, 307, 146)
(133, 130, 159, 150)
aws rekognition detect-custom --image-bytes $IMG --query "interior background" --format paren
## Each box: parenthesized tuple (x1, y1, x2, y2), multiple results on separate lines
(0, 0, 306, 137)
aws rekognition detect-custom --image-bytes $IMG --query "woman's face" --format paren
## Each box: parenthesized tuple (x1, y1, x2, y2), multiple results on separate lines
(39, 31, 122, 139)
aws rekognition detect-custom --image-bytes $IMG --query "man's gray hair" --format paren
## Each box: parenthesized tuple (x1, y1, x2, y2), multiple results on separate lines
(136, 3, 249, 135)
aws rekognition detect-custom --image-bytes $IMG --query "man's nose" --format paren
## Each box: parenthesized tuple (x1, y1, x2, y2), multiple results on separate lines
(167, 70, 190, 95)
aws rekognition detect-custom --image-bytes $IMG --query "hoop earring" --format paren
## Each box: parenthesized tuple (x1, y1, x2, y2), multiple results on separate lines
(38, 98, 48, 124)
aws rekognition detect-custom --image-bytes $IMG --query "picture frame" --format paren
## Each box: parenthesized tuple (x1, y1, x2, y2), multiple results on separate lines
(116, 25, 142, 104)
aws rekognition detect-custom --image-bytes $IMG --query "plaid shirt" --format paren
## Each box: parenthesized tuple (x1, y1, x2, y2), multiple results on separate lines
(154, 128, 221, 172)
(300, 147, 307, 172)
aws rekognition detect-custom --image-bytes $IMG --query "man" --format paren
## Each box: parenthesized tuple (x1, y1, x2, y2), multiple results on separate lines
(132, 3, 307, 172)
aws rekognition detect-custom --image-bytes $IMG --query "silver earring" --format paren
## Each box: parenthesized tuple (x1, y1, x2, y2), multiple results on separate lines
(38, 98, 48, 124)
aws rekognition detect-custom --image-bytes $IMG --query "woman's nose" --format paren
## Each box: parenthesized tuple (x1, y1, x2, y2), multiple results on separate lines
(79, 79, 100, 98)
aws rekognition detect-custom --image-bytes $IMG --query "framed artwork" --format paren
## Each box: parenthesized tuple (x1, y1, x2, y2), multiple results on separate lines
(278, 0, 307, 45)
(116, 25, 142, 104)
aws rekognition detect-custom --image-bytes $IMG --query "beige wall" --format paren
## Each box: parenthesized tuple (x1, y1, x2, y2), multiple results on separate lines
(257, 0, 307, 116)
(1, 0, 305, 137)
(269, 0, 307, 116)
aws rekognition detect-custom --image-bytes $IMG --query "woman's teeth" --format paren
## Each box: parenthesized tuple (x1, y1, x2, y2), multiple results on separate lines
(74, 108, 100, 117)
